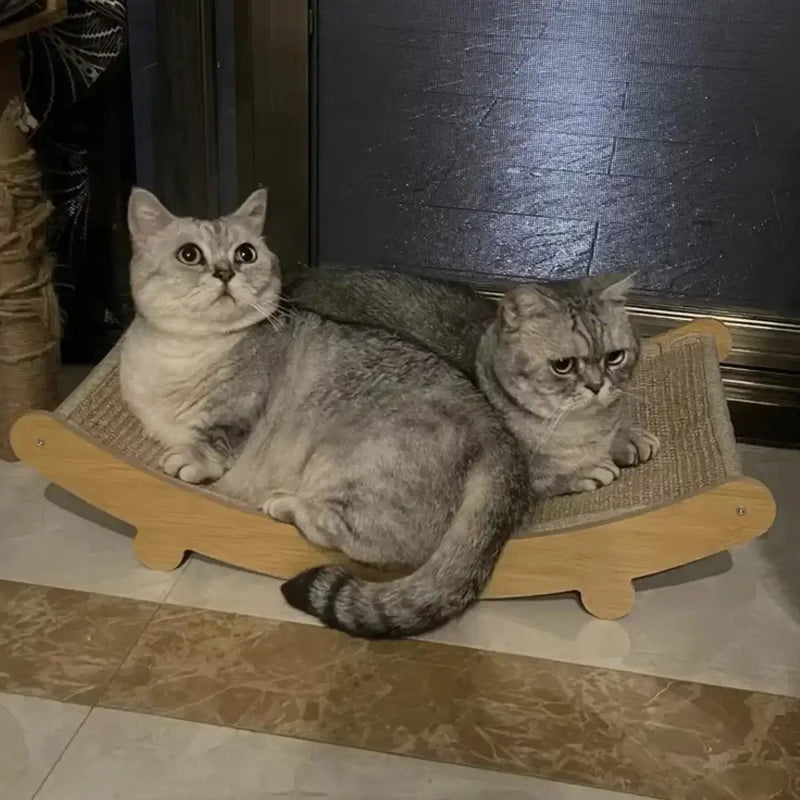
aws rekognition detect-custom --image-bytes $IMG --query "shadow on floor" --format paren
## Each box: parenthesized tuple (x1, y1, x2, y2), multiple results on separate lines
(44, 483, 135, 540)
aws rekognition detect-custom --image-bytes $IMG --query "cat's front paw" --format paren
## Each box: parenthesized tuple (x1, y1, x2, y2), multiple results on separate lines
(567, 460, 621, 493)
(160, 446, 226, 484)
(611, 426, 660, 467)
(262, 491, 296, 524)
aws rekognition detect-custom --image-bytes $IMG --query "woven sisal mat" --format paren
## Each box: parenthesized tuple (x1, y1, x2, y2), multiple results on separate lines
(59, 332, 741, 537)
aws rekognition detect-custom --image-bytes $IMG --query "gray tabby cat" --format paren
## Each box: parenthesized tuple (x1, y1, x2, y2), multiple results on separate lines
(289, 268, 659, 496)
(120, 188, 530, 639)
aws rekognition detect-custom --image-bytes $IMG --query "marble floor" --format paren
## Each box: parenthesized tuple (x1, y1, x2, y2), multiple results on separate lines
(1, 440, 799, 798)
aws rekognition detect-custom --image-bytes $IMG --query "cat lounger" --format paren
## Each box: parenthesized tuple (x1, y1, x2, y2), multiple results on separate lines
(11, 318, 775, 619)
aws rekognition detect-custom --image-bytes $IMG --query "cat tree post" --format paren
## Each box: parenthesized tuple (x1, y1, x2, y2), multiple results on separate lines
(0, 5, 65, 461)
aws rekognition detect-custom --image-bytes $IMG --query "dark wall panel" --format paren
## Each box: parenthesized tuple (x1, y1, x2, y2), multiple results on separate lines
(316, 0, 800, 313)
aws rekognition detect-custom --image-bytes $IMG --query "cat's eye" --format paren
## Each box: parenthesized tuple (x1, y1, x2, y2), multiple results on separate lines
(176, 243, 204, 266)
(605, 349, 626, 367)
(549, 357, 576, 376)
(234, 243, 258, 264)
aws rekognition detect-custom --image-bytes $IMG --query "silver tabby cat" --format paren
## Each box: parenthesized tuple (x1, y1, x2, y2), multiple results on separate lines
(120, 189, 530, 639)
(289, 269, 659, 496)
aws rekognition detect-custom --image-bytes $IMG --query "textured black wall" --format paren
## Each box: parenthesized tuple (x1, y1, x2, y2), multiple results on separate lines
(316, 0, 800, 313)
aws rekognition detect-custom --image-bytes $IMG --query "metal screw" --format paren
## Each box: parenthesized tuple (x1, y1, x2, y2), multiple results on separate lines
(36, 439, 44, 447)
(736, 505, 746, 516)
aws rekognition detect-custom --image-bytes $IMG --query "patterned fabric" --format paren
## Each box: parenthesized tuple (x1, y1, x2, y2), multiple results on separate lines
(16, 0, 128, 359)
(20, 1, 126, 120)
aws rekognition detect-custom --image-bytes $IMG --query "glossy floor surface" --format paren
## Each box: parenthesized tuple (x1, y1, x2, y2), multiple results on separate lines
(1, 439, 799, 799)
(317, 0, 800, 313)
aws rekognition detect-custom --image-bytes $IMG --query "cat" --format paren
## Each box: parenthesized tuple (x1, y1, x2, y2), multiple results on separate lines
(120, 188, 531, 639)
(289, 268, 659, 496)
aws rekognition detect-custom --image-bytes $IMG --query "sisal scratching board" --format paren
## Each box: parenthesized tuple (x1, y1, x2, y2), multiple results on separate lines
(10, 319, 776, 620)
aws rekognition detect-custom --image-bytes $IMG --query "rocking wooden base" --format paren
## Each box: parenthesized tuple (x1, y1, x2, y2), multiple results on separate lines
(9, 318, 776, 620)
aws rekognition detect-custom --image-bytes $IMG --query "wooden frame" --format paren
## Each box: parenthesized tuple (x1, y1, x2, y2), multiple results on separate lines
(230, 0, 310, 281)
(10, 319, 776, 620)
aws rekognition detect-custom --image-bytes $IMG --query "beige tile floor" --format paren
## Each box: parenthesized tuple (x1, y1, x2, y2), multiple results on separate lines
(0, 694, 88, 800)
(1, 438, 798, 799)
(3, 695, 633, 800)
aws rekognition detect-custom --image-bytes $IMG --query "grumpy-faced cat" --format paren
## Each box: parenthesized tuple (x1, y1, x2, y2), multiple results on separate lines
(290, 268, 658, 496)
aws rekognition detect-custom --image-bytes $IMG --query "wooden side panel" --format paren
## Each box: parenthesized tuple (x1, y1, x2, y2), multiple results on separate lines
(11, 410, 775, 620)
(489, 476, 775, 616)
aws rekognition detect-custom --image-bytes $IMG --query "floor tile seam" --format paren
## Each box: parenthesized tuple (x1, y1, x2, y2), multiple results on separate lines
(94, 596, 167, 706)
(29, 705, 92, 800)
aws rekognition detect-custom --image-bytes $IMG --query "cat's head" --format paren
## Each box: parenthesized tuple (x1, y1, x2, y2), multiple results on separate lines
(127, 188, 280, 335)
(490, 274, 639, 419)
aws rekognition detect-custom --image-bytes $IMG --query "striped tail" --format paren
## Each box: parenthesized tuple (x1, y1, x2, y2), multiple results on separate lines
(280, 453, 527, 639)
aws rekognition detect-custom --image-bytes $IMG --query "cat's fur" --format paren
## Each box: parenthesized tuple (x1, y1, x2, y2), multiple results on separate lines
(289, 268, 659, 496)
(120, 189, 530, 639)
(290, 270, 496, 376)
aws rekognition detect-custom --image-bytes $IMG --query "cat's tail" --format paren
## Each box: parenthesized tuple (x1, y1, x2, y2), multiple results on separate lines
(280, 450, 528, 639)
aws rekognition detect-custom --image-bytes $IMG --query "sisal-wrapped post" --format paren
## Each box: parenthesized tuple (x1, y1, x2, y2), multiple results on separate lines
(0, 101, 59, 460)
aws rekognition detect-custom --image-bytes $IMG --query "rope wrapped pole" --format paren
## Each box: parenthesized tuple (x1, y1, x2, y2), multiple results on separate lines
(0, 42, 59, 461)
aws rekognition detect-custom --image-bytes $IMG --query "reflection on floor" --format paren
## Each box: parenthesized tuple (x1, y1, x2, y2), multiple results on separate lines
(318, 0, 800, 312)
(1, 441, 799, 799)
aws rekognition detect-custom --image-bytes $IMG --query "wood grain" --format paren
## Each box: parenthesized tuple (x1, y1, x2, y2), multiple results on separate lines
(647, 317, 733, 360)
(10, 413, 395, 582)
(11, 420, 775, 620)
(489, 476, 775, 616)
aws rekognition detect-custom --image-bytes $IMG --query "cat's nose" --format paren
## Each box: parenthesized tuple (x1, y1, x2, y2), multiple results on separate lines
(586, 378, 604, 394)
(212, 264, 234, 284)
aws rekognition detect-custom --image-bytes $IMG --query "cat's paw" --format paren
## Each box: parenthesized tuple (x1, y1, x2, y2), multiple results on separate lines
(262, 493, 335, 549)
(160, 447, 225, 484)
(568, 460, 621, 493)
(631, 427, 660, 463)
(611, 426, 660, 467)
(262, 492, 296, 524)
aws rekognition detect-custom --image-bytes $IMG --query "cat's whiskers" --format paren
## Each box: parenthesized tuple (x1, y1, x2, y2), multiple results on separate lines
(616, 387, 645, 403)
(185, 284, 218, 307)
(243, 295, 286, 333)
(249, 301, 280, 330)
(534, 399, 581, 455)
(246, 297, 273, 317)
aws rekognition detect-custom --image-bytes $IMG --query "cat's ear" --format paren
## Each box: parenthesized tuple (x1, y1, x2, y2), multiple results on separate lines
(232, 188, 268, 235)
(128, 187, 175, 243)
(598, 272, 637, 303)
(499, 285, 558, 331)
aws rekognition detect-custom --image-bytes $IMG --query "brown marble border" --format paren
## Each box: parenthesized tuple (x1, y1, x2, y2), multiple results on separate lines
(1, 579, 798, 799)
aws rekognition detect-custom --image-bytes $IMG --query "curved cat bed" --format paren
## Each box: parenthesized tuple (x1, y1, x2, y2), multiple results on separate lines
(10, 318, 776, 620)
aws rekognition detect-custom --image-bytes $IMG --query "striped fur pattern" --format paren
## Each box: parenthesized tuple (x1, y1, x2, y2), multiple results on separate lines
(288, 269, 659, 496)
(121, 190, 531, 639)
